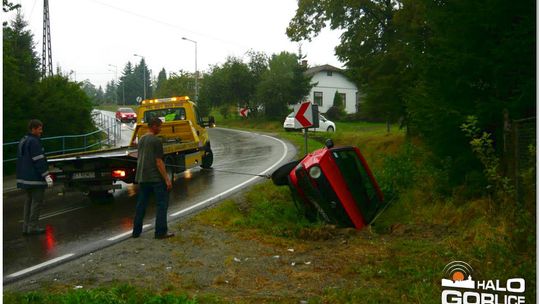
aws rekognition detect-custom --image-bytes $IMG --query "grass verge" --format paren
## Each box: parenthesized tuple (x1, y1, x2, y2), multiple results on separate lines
(8, 115, 535, 303)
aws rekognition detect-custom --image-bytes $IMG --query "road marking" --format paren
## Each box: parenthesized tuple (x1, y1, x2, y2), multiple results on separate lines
(170, 133, 289, 217)
(17, 206, 87, 223)
(107, 224, 151, 241)
(5, 130, 290, 282)
(6, 254, 75, 278)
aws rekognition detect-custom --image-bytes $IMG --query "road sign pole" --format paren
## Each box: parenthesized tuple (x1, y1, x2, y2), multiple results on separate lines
(304, 128, 308, 155)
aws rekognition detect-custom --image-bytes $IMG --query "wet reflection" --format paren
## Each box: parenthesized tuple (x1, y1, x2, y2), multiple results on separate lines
(43, 225, 56, 255)
(3, 128, 290, 278)
(120, 217, 133, 230)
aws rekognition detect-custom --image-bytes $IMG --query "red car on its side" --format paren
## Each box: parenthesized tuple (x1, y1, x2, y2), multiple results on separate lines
(115, 107, 137, 123)
(272, 139, 385, 230)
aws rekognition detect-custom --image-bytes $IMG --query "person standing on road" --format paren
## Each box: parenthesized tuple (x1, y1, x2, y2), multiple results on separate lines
(16, 119, 53, 235)
(132, 117, 174, 239)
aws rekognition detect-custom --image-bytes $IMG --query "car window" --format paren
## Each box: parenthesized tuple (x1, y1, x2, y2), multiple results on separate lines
(287, 112, 294, 118)
(119, 108, 134, 113)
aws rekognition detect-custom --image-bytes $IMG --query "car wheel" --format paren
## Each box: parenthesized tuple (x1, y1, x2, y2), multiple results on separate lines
(271, 160, 300, 186)
(327, 126, 335, 132)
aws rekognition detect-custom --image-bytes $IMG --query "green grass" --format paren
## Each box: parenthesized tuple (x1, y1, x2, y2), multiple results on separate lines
(11, 113, 535, 303)
(197, 114, 536, 302)
(3, 284, 197, 304)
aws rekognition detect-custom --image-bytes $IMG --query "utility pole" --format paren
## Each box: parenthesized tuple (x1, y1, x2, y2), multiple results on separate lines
(181, 37, 198, 102)
(41, 0, 53, 77)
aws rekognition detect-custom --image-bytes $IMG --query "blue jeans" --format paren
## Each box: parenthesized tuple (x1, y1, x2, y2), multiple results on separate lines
(132, 182, 169, 237)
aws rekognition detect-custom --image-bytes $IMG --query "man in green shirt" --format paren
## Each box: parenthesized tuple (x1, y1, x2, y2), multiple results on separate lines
(132, 117, 174, 239)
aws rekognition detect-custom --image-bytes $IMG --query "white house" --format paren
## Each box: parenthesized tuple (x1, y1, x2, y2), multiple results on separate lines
(304, 64, 359, 114)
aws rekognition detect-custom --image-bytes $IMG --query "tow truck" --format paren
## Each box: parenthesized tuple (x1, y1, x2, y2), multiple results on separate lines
(48, 96, 215, 197)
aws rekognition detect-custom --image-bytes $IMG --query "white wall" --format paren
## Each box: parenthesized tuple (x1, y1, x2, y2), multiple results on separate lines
(306, 71, 359, 114)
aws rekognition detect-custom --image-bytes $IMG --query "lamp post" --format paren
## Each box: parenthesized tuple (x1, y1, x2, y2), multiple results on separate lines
(181, 37, 198, 102)
(108, 64, 118, 105)
(133, 54, 146, 100)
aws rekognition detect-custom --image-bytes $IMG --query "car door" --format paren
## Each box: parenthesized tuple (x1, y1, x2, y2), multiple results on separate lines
(317, 115, 329, 132)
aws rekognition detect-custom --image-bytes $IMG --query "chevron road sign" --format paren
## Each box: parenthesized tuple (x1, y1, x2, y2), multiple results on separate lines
(294, 101, 314, 128)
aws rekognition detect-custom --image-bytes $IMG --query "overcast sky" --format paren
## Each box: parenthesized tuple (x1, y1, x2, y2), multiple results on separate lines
(4, 0, 344, 89)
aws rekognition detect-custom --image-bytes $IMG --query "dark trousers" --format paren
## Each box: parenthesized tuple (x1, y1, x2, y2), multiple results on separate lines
(132, 182, 170, 237)
(23, 187, 45, 233)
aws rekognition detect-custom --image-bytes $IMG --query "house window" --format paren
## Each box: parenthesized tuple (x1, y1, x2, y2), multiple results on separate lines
(314, 91, 323, 106)
(339, 93, 346, 108)
(327, 71, 333, 76)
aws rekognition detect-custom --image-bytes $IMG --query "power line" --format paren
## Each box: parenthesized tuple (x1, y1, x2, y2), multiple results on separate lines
(85, 0, 251, 49)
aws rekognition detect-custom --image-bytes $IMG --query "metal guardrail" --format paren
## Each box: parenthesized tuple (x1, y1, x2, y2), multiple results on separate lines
(3, 110, 121, 163)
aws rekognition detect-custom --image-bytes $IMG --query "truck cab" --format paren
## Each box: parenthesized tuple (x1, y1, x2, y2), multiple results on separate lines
(131, 96, 215, 173)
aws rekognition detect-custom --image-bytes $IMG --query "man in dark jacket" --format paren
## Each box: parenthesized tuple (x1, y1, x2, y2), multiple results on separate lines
(16, 119, 53, 235)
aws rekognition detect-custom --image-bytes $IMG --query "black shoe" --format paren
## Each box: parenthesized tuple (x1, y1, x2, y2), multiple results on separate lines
(25, 228, 46, 235)
(132, 233, 140, 238)
(155, 232, 174, 239)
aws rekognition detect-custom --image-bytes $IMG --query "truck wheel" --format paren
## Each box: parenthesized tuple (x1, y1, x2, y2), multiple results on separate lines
(201, 148, 213, 169)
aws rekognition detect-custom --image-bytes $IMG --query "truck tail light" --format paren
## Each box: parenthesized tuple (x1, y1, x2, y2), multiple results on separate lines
(112, 169, 126, 178)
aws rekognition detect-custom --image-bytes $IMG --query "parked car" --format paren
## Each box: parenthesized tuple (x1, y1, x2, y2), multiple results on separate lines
(115, 107, 137, 123)
(283, 112, 336, 132)
(271, 139, 385, 230)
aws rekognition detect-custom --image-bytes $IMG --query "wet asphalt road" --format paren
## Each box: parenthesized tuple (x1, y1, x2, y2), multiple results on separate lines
(3, 127, 296, 283)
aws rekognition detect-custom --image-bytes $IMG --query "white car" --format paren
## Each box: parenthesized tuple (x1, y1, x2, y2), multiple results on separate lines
(283, 112, 336, 132)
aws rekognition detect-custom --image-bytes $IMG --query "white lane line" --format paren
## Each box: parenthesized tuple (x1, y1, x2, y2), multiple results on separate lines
(6, 131, 289, 281)
(17, 206, 87, 223)
(107, 224, 151, 241)
(170, 134, 289, 217)
(7, 253, 75, 278)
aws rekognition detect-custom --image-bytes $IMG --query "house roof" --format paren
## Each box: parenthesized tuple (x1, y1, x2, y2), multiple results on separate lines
(304, 64, 342, 76)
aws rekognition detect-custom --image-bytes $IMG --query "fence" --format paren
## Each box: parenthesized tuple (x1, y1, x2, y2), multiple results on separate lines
(503, 115, 536, 203)
(3, 111, 121, 165)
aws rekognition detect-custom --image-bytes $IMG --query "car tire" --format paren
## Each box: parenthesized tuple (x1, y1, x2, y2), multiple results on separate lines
(327, 126, 335, 132)
(271, 160, 300, 186)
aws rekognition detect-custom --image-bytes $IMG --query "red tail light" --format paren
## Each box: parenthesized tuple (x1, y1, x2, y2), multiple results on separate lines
(112, 169, 126, 178)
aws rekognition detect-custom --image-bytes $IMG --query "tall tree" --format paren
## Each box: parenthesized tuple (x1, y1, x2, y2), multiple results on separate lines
(155, 68, 167, 95)
(133, 58, 152, 100)
(154, 70, 194, 98)
(199, 57, 254, 109)
(34, 75, 94, 136)
(255, 52, 313, 119)
(3, 12, 40, 141)
(118, 62, 137, 105)
(287, 0, 412, 124)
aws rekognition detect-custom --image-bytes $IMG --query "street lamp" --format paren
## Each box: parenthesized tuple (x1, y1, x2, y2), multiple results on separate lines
(181, 37, 198, 102)
(133, 54, 146, 100)
(108, 64, 118, 105)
